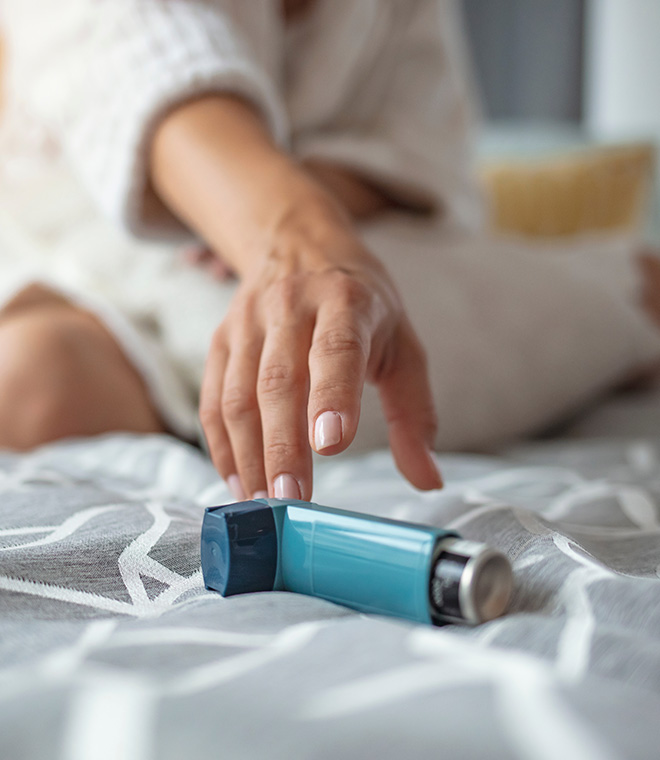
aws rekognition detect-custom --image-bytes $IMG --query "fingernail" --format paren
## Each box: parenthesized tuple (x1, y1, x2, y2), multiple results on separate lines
(314, 411, 343, 451)
(273, 474, 301, 500)
(253, 490, 269, 500)
(227, 474, 247, 501)
(428, 449, 444, 489)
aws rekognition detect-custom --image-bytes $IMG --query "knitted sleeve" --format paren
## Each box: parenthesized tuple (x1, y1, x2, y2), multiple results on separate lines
(292, 0, 484, 231)
(4, 0, 288, 240)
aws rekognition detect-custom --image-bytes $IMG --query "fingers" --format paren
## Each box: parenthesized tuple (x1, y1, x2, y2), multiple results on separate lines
(378, 320, 443, 491)
(258, 315, 315, 501)
(220, 327, 268, 499)
(199, 327, 240, 492)
(307, 298, 371, 455)
(201, 269, 441, 501)
(200, 287, 316, 502)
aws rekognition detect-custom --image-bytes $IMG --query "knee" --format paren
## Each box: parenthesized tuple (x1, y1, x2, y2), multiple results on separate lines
(0, 307, 163, 450)
(0, 311, 99, 449)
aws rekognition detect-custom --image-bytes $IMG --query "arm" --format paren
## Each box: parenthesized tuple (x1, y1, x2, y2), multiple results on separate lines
(4, 0, 439, 496)
(151, 95, 442, 499)
(2, 0, 289, 239)
(151, 97, 392, 267)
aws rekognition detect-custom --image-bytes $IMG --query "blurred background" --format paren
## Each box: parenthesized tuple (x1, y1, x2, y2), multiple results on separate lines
(463, 0, 660, 242)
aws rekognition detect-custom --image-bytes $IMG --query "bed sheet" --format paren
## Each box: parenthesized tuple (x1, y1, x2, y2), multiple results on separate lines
(2, 398, 660, 760)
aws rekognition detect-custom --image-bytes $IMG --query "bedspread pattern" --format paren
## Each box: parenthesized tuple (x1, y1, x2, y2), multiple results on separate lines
(1, 434, 660, 759)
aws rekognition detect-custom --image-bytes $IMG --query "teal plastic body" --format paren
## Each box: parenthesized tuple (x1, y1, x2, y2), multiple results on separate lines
(201, 498, 458, 625)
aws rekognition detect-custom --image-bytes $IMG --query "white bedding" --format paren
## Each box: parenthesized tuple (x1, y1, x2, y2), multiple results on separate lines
(1, 398, 660, 759)
(2, 127, 660, 759)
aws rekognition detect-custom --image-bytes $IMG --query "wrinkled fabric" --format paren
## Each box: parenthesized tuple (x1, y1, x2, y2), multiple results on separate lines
(1, 430, 660, 759)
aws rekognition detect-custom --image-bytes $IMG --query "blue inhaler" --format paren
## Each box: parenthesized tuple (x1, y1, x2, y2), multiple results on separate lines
(201, 499, 513, 625)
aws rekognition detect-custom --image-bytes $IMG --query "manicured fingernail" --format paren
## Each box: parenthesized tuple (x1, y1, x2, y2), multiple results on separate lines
(253, 490, 269, 500)
(227, 474, 247, 501)
(314, 411, 343, 451)
(428, 449, 444, 489)
(273, 474, 301, 500)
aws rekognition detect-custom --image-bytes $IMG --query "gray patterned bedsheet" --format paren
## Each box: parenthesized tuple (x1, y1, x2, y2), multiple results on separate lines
(2, 422, 660, 760)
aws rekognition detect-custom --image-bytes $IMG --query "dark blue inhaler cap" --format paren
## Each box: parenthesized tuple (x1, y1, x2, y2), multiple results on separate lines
(201, 501, 278, 596)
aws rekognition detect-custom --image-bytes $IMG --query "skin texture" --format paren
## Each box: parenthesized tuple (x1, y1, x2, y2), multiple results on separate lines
(150, 95, 443, 500)
(181, 159, 399, 281)
(0, 285, 165, 450)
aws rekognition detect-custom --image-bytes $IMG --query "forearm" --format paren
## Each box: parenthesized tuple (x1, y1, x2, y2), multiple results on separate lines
(151, 94, 441, 499)
(150, 95, 305, 274)
(149, 95, 390, 275)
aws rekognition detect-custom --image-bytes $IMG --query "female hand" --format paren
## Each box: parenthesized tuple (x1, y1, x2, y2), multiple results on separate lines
(150, 94, 442, 499)
(199, 199, 443, 501)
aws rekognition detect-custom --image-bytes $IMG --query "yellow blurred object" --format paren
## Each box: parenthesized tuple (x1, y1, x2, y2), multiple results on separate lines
(480, 143, 656, 238)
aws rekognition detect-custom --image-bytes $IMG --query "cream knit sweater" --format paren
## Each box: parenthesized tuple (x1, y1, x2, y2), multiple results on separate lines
(1, 0, 483, 240)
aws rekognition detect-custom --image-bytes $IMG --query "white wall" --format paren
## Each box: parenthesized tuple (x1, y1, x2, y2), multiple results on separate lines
(585, 0, 660, 240)
(585, 0, 660, 138)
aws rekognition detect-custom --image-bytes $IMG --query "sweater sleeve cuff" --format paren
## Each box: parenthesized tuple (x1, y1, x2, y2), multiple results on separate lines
(60, 4, 288, 242)
(121, 62, 289, 242)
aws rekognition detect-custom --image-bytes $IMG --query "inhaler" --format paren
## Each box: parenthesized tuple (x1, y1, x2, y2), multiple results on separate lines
(201, 499, 513, 625)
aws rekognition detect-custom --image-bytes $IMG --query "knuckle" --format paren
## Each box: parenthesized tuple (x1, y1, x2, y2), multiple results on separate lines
(312, 325, 367, 361)
(257, 362, 303, 398)
(199, 400, 221, 429)
(267, 277, 300, 316)
(330, 272, 373, 313)
(221, 385, 258, 423)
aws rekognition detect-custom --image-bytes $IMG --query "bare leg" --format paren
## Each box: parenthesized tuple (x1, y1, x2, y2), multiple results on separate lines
(0, 284, 166, 451)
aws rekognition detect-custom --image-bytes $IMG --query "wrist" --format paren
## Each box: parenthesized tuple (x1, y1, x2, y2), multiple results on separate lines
(255, 184, 375, 277)
(149, 93, 371, 278)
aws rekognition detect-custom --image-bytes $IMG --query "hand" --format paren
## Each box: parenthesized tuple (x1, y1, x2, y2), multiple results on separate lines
(199, 200, 443, 501)
(149, 94, 442, 498)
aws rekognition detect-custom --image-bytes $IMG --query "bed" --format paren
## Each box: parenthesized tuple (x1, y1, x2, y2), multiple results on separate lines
(2, 383, 660, 760)
(1, 40, 659, 750)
